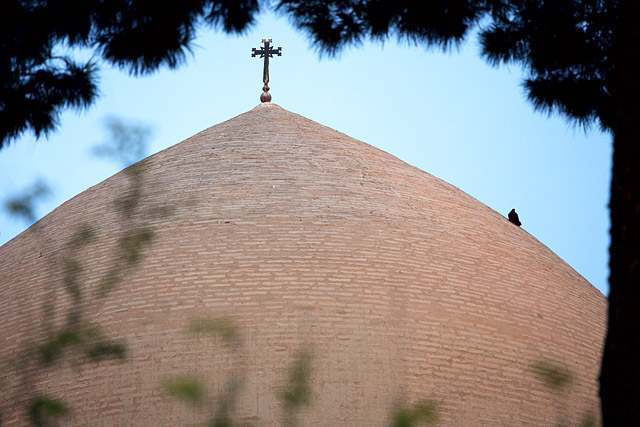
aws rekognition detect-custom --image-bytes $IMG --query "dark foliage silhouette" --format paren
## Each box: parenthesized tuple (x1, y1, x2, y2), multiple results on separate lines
(276, 0, 616, 130)
(0, 0, 259, 147)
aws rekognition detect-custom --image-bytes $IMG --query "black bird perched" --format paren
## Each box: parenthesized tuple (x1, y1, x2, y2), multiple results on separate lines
(508, 209, 522, 226)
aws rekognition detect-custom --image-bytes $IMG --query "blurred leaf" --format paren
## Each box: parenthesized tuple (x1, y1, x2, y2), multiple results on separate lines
(531, 360, 574, 390)
(38, 329, 81, 364)
(114, 189, 142, 218)
(125, 159, 150, 179)
(38, 325, 127, 365)
(120, 227, 154, 265)
(92, 117, 152, 168)
(187, 317, 238, 343)
(97, 269, 122, 297)
(68, 223, 95, 248)
(28, 394, 69, 426)
(210, 376, 244, 427)
(580, 410, 598, 427)
(63, 257, 83, 303)
(280, 347, 314, 409)
(80, 325, 127, 362)
(150, 204, 176, 219)
(390, 400, 438, 427)
(209, 421, 255, 427)
(162, 375, 207, 406)
(85, 339, 127, 361)
(4, 179, 52, 224)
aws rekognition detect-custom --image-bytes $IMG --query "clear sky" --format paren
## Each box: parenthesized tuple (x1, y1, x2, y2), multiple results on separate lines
(0, 11, 612, 295)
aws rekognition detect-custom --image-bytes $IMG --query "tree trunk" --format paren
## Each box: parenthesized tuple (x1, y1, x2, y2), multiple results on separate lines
(599, 0, 640, 425)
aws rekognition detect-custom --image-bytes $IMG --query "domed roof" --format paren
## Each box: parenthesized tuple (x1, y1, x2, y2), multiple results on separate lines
(0, 103, 605, 425)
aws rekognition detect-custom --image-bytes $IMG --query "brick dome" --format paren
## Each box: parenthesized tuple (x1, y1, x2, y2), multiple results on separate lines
(1, 103, 606, 425)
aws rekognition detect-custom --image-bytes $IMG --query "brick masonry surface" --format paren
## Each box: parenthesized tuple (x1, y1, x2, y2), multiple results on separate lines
(0, 103, 606, 426)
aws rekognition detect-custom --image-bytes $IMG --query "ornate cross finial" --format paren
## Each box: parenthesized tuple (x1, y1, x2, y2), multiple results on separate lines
(251, 39, 282, 103)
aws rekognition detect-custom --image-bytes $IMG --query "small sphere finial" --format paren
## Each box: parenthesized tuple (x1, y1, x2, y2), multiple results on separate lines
(260, 83, 271, 102)
(260, 91, 272, 103)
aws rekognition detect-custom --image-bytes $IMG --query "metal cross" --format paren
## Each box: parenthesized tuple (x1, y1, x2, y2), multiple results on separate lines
(252, 39, 282, 102)
(252, 39, 282, 84)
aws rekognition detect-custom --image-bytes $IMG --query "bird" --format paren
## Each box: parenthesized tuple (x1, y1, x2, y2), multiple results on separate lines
(508, 209, 522, 226)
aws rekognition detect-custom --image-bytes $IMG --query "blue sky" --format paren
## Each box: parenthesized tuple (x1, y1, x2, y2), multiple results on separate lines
(0, 11, 612, 295)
